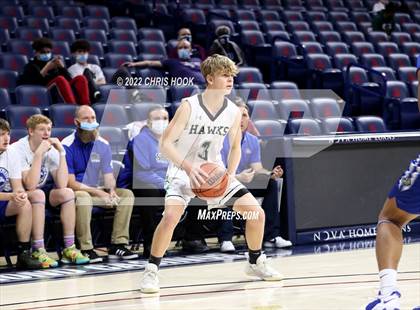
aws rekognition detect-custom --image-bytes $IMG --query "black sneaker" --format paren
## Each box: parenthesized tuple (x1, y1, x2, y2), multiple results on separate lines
(81, 249, 104, 263)
(108, 244, 138, 260)
(16, 250, 43, 270)
(182, 239, 209, 254)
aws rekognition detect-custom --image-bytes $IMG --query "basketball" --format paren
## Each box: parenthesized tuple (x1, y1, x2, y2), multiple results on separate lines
(191, 162, 229, 199)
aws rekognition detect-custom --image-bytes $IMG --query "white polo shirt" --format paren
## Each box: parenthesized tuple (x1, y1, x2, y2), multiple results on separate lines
(0, 147, 23, 192)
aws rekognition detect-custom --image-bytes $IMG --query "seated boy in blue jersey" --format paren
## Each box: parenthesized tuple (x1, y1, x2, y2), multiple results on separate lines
(0, 118, 43, 269)
(117, 107, 169, 257)
(62, 106, 136, 263)
(11, 115, 89, 267)
(365, 55, 420, 310)
(219, 102, 292, 253)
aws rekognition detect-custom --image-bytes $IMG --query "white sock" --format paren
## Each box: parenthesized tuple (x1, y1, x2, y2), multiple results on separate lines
(379, 269, 398, 296)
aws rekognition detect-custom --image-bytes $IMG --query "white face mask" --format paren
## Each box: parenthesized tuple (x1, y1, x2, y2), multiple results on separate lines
(150, 120, 168, 135)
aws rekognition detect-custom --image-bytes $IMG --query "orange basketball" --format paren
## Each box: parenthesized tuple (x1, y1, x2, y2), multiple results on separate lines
(191, 162, 229, 199)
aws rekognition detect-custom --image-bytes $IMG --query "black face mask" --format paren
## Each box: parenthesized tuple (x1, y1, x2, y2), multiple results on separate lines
(218, 35, 230, 46)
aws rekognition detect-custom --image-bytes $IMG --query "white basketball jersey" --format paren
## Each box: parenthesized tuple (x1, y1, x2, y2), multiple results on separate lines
(166, 93, 239, 180)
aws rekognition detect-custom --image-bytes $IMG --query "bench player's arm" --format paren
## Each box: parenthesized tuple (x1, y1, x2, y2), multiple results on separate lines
(226, 110, 242, 177)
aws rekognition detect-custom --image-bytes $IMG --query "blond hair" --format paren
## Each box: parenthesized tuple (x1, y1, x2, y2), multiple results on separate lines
(26, 114, 52, 130)
(200, 54, 238, 82)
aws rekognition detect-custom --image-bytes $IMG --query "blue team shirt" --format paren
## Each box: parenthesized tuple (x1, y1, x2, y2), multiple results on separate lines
(62, 132, 113, 186)
(221, 131, 261, 173)
(161, 58, 205, 85)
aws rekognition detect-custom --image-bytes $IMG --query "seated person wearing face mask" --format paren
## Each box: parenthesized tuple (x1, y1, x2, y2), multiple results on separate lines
(18, 37, 91, 105)
(169, 28, 207, 61)
(62, 106, 136, 263)
(209, 26, 246, 67)
(117, 107, 169, 257)
(68, 40, 105, 103)
(123, 40, 205, 86)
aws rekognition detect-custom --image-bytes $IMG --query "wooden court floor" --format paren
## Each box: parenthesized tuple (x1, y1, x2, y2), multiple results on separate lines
(1, 243, 419, 310)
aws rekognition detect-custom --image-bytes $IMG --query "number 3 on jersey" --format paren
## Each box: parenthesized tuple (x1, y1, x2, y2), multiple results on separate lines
(198, 141, 211, 160)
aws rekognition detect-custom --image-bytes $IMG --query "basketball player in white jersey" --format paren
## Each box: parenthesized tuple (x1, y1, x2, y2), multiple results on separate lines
(140, 54, 282, 293)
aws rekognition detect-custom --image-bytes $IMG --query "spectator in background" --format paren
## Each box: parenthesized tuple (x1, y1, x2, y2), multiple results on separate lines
(219, 103, 292, 252)
(372, 1, 410, 34)
(169, 28, 206, 61)
(372, 0, 388, 13)
(62, 106, 136, 263)
(124, 40, 205, 85)
(18, 38, 91, 105)
(209, 26, 246, 67)
(117, 107, 169, 257)
(0, 118, 43, 270)
(11, 115, 89, 266)
(68, 40, 105, 103)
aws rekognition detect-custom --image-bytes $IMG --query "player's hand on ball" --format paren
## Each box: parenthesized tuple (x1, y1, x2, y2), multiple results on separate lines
(271, 165, 283, 179)
(189, 165, 209, 189)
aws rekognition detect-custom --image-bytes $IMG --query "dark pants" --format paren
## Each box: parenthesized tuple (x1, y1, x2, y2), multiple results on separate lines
(83, 68, 101, 103)
(218, 178, 282, 242)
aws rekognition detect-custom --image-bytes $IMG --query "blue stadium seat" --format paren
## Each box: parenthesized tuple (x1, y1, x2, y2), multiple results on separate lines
(0, 88, 11, 110)
(0, 28, 10, 47)
(30, 6, 54, 22)
(52, 41, 71, 58)
(6, 106, 42, 128)
(234, 9, 257, 22)
(262, 21, 286, 32)
(360, 53, 386, 68)
(15, 28, 43, 41)
(282, 10, 304, 21)
(270, 81, 301, 100)
(342, 31, 366, 45)
(333, 53, 358, 70)
(398, 67, 418, 85)
(104, 53, 133, 68)
(1, 5, 24, 22)
(355, 116, 387, 133)
(15, 85, 52, 107)
(401, 42, 420, 65)
(7, 39, 33, 58)
(238, 82, 270, 101)
(88, 41, 105, 58)
(401, 23, 420, 35)
(247, 100, 279, 120)
(328, 11, 350, 22)
(293, 31, 317, 44)
(83, 18, 109, 33)
(51, 127, 74, 141)
(138, 28, 166, 43)
(257, 10, 280, 22)
(169, 85, 200, 103)
(306, 53, 343, 92)
(351, 12, 371, 23)
(336, 21, 358, 32)
(371, 67, 396, 83)
(351, 42, 374, 58)
(312, 21, 334, 34)
(0, 69, 18, 90)
(98, 85, 128, 104)
(239, 21, 260, 31)
(377, 42, 400, 57)
(49, 104, 78, 128)
(0, 16, 18, 33)
(81, 29, 107, 44)
(306, 11, 327, 22)
(98, 127, 127, 155)
(288, 118, 322, 135)
(10, 128, 27, 143)
(301, 42, 324, 55)
(321, 117, 355, 134)
(390, 32, 412, 46)
(254, 120, 285, 137)
(25, 17, 50, 34)
(93, 104, 129, 127)
(51, 28, 76, 43)
(235, 67, 263, 84)
(61, 6, 83, 20)
(276, 99, 311, 120)
(366, 31, 388, 45)
(108, 41, 137, 58)
(138, 41, 167, 58)
(55, 17, 81, 33)
(85, 5, 110, 20)
(111, 17, 137, 34)
(0, 53, 28, 72)
(318, 31, 342, 44)
(388, 53, 412, 71)
(310, 98, 342, 119)
(110, 29, 138, 45)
